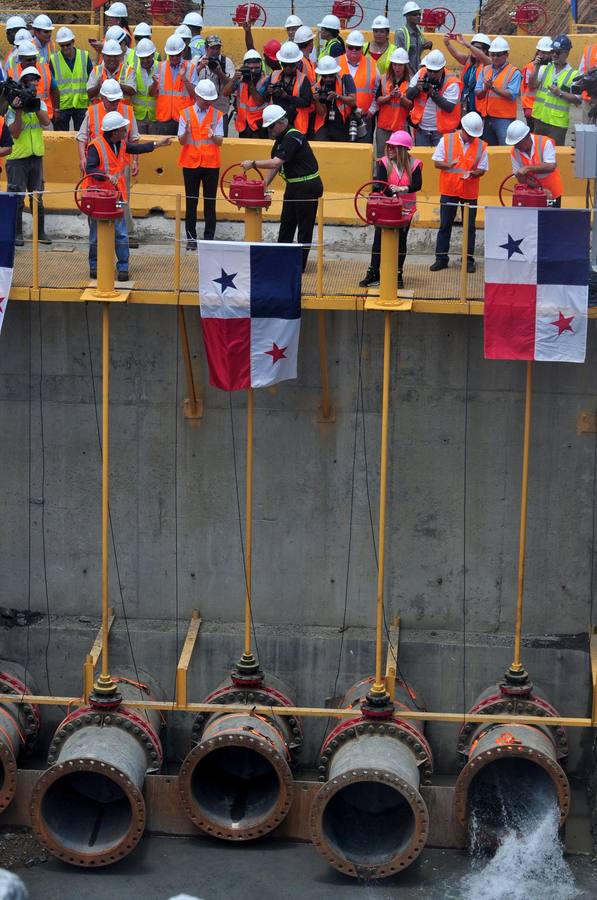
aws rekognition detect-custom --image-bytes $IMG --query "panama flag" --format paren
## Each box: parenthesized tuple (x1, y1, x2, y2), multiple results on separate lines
(484, 207, 590, 363)
(199, 241, 302, 391)
(0, 194, 18, 336)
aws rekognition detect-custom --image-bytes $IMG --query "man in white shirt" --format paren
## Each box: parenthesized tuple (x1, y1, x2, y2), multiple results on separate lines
(405, 49, 461, 146)
(193, 35, 235, 133)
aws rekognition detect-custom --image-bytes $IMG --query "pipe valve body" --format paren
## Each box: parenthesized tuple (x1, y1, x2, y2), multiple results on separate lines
(0, 661, 40, 814)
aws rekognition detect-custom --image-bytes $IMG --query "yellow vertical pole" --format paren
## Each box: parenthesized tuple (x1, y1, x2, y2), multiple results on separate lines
(32, 192, 39, 293)
(316, 197, 324, 299)
(459, 202, 470, 302)
(379, 227, 398, 306)
(237, 387, 258, 671)
(96, 220, 118, 298)
(509, 360, 533, 681)
(244, 207, 263, 242)
(174, 193, 181, 295)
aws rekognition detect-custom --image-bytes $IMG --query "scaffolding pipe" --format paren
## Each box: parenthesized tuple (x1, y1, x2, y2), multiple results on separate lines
(310, 677, 432, 878)
(179, 674, 301, 841)
(0, 662, 40, 814)
(30, 676, 162, 867)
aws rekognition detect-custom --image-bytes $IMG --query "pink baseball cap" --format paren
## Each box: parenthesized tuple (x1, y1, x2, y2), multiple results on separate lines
(386, 130, 413, 149)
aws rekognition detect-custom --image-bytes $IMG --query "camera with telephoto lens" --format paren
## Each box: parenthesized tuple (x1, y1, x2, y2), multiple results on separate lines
(0, 78, 40, 113)
(349, 110, 366, 142)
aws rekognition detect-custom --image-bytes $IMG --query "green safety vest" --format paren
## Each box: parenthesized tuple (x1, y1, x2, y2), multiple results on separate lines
(363, 41, 397, 76)
(8, 110, 44, 160)
(318, 36, 343, 60)
(189, 35, 205, 58)
(533, 63, 578, 128)
(126, 61, 157, 121)
(125, 46, 160, 68)
(51, 48, 90, 110)
(278, 128, 320, 183)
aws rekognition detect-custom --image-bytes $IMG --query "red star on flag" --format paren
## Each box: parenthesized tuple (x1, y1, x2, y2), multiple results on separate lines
(550, 312, 574, 336)
(265, 342, 287, 364)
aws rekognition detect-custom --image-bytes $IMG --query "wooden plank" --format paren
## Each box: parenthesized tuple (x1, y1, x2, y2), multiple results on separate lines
(384, 615, 401, 701)
(176, 610, 201, 708)
(88, 607, 115, 667)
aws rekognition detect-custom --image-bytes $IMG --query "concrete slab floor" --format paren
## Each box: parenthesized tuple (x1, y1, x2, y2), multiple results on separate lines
(12, 836, 597, 900)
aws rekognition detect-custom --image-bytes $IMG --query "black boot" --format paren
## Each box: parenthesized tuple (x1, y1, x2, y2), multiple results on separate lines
(359, 266, 380, 287)
(37, 206, 52, 245)
(15, 209, 23, 247)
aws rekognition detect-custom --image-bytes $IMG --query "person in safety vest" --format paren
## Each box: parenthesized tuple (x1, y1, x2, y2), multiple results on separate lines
(359, 129, 422, 290)
(430, 111, 488, 273)
(104, 3, 132, 46)
(5, 68, 52, 246)
(124, 23, 160, 69)
(175, 25, 194, 62)
(0, 93, 15, 176)
(313, 55, 356, 141)
(520, 37, 553, 131)
(4, 17, 27, 60)
(317, 15, 345, 61)
(31, 15, 54, 64)
(577, 41, 597, 122)
(406, 49, 461, 146)
(231, 50, 267, 138)
(177, 79, 223, 251)
(443, 32, 491, 115)
(475, 37, 521, 145)
(87, 39, 131, 102)
(193, 35, 235, 133)
(153, 35, 196, 135)
(530, 34, 581, 146)
(240, 104, 323, 271)
(6, 41, 59, 126)
(339, 31, 380, 143)
(242, 25, 281, 76)
(121, 39, 159, 134)
(375, 47, 413, 156)
(52, 28, 92, 132)
(284, 15, 303, 42)
(182, 12, 205, 59)
(262, 42, 312, 135)
(363, 16, 397, 76)
(505, 119, 563, 207)
(85, 109, 170, 280)
(294, 26, 317, 84)
(5, 29, 33, 72)
(395, 2, 432, 72)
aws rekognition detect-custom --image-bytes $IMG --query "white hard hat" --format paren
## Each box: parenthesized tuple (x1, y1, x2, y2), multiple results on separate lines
(285, 15, 303, 28)
(136, 38, 156, 58)
(32, 14, 54, 30)
(346, 30, 365, 47)
(372, 15, 391, 29)
(403, 1, 421, 14)
(105, 25, 127, 43)
(18, 40, 38, 57)
(102, 39, 123, 56)
(505, 119, 530, 145)
(105, 2, 128, 17)
(471, 32, 491, 46)
(195, 78, 217, 100)
(276, 40, 302, 64)
(133, 21, 152, 37)
(263, 104, 287, 127)
(100, 78, 123, 100)
(489, 36, 510, 53)
(183, 12, 203, 27)
(14, 29, 33, 45)
(294, 25, 314, 44)
(101, 110, 128, 131)
(390, 47, 410, 64)
(175, 24, 192, 39)
(6, 16, 27, 30)
(315, 54, 341, 75)
(536, 36, 553, 51)
(56, 26, 75, 43)
(424, 49, 446, 70)
(243, 49, 261, 62)
(461, 111, 483, 137)
(19, 66, 41, 80)
(165, 35, 185, 55)
(317, 14, 341, 30)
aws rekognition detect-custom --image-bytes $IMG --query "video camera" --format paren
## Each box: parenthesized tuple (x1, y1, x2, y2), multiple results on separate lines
(571, 68, 597, 121)
(0, 78, 40, 113)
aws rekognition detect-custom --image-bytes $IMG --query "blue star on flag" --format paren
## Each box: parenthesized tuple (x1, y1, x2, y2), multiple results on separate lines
(213, 268, 238, 293)
(499, 234, 525, 259)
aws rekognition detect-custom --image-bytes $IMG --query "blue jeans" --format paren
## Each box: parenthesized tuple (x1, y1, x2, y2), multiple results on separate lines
(483, 116, 513, 146)
(414, 127, 442, 147)
(88, 215, 129, 274)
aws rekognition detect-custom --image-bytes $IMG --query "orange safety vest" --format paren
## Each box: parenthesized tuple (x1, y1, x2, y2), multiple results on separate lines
(511, 134, 563, 199)
(299, 55, 316, 84)
(520, 61, 537, 113)
(580, 44, 597, 101)
(87, 101, 134, 143)
(409, 68, 461, 133)
(155, 59, 194, 122)
(338, 54, 376, 114)
(87, 134, 128, 201)
(438, 132, 487, 200)
(6, 60, 54, 118)
(235, 82, 267, 132)
(89, 62, 125, 104)
(313, 74, 351, 133)
(377, 76, 409, 131)
(477, 62, 518, 118)
(269, 69, 310, 135)
(178, 105, 222, 168)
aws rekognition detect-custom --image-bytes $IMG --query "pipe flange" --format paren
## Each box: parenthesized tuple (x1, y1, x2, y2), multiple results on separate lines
(30, 757, 146, 867)
(453, 742, 571, 830)
(0, 734, 18, 814)
(0, 672, 41, 747)
(318, 718, 433, 782)
(191, 687, 303, 753)
(47, 707, 162, 771)
(310, 768, 429, 878)
(178, 730, 294, 841)
(457, 699, 567, 762)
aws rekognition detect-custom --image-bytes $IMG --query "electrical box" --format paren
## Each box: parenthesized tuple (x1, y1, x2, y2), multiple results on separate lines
(574, 125, 597, 179)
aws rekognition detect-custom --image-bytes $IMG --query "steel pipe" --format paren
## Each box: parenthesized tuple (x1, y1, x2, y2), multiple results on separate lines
(454, 682, 570, 847)
(179, 674, 301, 841)
(30, 675, 162, 867)
(0, 661, 40, 814)
(310, 676, 432, 879)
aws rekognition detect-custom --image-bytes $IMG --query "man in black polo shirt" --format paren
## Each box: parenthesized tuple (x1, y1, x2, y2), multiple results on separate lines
(241, 104, 323, 271)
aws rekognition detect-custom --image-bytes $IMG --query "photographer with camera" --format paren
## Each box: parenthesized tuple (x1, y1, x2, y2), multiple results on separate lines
(231, 50, 267, 138)
(6, 40, 59, 124)
(263, 42, 312, 135)
(338, 31, 379, 143)
(313, 55, 356, 142)
(577, 42, 597, 122)
(475, 37, 521, 145)
(193, 35, 235, 135)
(519, 37, 553, 131)
(529, 35, 580, 145)
(5, 68, 52, 246)
(406, 49, 461, 146)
